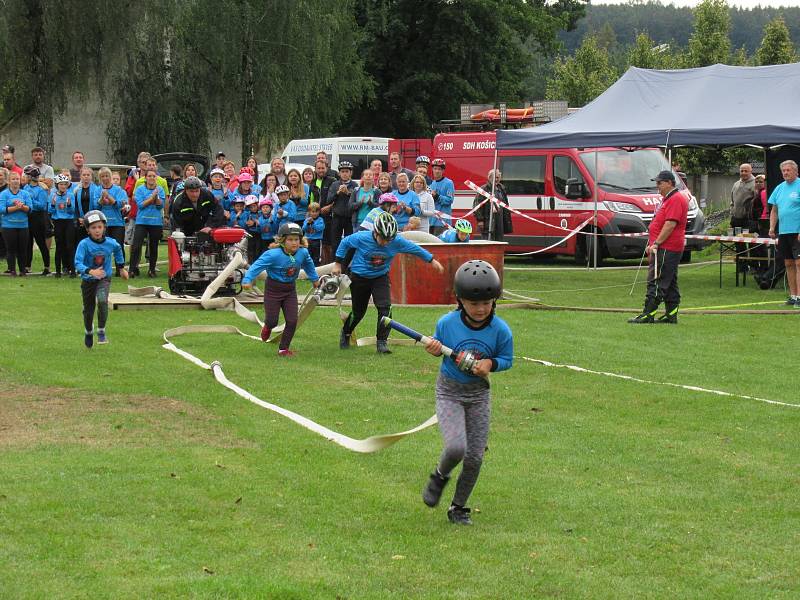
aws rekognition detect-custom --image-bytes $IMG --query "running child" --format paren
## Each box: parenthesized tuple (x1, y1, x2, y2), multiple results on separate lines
(439, 219, 472, 243)
(332, 211, 444, 354)
(242, 222, 319, 356)
(49, 174, 78, 277)
(74, 210, 128, 348)
(258, 197, 275, 254)
(421, 260, 512, 525)
(302, 202, 325, 265)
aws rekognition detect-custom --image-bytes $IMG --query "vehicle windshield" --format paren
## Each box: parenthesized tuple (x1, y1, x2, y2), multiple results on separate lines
(579, 149, 685, 193)
(283, 154, 318, 166)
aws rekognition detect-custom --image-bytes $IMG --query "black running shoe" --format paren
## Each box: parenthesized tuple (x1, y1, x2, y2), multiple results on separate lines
(376, 340, 392, 354)
(339, 328, 351, 349)
(84, 333, 94, 349)
(785, 297, 797, 306)
(655, 313, 678, 324)
(447, 505, 473, 525)
(422, 470, 450, 507)
(41, 268, 51, 276)
(627, 312, 655, 324)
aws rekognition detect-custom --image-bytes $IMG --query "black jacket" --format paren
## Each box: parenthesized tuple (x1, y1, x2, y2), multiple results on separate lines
(313, 173, 338, 215)
(171, 188, 226, 235)
(473, 182, 513, 234)
(326, 179, 359, 218)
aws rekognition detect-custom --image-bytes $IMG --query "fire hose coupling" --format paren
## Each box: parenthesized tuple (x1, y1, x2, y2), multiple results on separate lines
(317, 275, 342, 297)
(380, 317, 480, 373)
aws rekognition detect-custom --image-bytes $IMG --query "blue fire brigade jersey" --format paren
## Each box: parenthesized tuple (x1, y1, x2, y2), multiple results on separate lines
(392, 189, 420, 230)
(303, 216, 325, 240)
(211, 186, 229, 210)
(242, 246, 319, 285)
(271, 199, 297, 229)
(359, 206, 386, 231)
(433, 310, 513, 384)
(259, 213, 276, 241)
(0, 188, 32, 228)
(335, 229, 433, 279)
(244, 208, 261, 234)
(229, 209, 248, 228)
(90, 184, 128, 227)
(49, 191, 77, 220)
(23, 184, 49, 212)
(74, 235, 125, 280)
(429, 176, 454, 227)
(134, 184, 166, 226)
(439, 229, 469, 243)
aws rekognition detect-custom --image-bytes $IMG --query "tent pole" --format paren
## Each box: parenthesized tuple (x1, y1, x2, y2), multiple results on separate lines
(488, 147, 498, 241)
(592, 150, 598, 270)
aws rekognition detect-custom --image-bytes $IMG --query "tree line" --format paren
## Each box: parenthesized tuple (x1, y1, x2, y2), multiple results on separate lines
(0, 0, 587, 163)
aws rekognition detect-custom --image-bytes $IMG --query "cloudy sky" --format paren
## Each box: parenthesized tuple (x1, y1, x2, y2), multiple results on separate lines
(592, 0, 800, 7)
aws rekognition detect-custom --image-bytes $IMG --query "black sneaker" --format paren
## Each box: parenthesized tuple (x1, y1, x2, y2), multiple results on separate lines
(69, 271, 77, 279)
(54, 272, 62, 278)
(147, 270, 157, 278)
(41, 268, 51, 276)
(785, 297, 797, 306)
(339, 328, 351, 349)
(422, 470, 450, 507)
(447, 505, 473, 526)
(376, 340, 392, 354)
(627, 312, 655, 324)
(84, 333, 94, 349)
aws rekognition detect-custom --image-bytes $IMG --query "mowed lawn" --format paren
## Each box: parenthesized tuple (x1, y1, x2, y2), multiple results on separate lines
(1, 253, 799, 599)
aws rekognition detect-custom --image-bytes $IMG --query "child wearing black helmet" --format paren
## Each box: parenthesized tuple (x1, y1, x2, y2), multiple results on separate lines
(422, 260, 513, 525)
(241, 222, 319, 357)
(74, 210, 128, 348)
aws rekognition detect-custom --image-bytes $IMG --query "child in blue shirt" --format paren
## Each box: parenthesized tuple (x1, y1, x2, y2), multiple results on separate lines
(242, 222, 319, 356)
(49, 174, 78, 277)
(422, 260, 512, 526)
(229, 198, 247, 228)
(439, 219, 472, 243)
(74, 210, 128, 348)
(429, 160, 455, 236)
(302, 202, 325, 265)
(332, 211, 444, 354)
(243, 195, 261, 264)
(0, 171, 32, 275)
(271, 185, 297, 231)
(258, 198, 275, 254)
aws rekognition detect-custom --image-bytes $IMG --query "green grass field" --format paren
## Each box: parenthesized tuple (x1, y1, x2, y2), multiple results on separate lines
(1, 252, 799, 599)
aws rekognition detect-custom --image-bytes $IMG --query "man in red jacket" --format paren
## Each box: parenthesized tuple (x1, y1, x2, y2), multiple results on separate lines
(629, 170, 688, 325)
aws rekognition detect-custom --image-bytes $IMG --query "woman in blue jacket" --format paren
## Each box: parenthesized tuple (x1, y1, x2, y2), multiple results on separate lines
(0, 171, 32, 275)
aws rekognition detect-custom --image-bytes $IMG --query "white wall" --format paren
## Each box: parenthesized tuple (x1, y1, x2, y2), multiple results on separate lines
(0, 93, 241, 169)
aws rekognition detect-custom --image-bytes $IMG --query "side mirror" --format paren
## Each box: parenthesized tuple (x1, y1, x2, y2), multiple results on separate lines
(565, 178, 589, 199)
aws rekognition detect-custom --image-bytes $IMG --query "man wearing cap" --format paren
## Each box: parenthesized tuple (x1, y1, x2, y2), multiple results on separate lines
(3, 146, 23, 176)
(28, 147, 55, 188)
(629, 170, 689, 324)
(325, 161, 358, 253)
(206, 151, 226, 185)
(170, 176, 226, 237)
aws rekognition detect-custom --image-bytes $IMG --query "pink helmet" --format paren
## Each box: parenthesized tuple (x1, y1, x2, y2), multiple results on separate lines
(378, 192, 398, 204)
(258, 197, 273, 207)
(238, 172, 254, 183)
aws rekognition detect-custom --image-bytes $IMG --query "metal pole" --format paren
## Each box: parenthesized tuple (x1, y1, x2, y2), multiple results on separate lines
(592, 150, 599, 270)
(488, 146, 499, 241)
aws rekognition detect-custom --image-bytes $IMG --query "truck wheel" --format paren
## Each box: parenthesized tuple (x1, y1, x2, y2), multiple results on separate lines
(680, 250, 692, 264)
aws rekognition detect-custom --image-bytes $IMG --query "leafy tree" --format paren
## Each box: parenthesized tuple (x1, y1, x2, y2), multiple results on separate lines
(627, 33, 677, 69)
(546, 35, 617, 107)
(756, 16, 796, 65)
(344, 0, 586, 137)
(0, 0, 123, 157)
(686, 0, 731, 67)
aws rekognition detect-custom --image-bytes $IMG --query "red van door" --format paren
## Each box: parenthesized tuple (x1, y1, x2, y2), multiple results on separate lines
(550, 153, 594, 254)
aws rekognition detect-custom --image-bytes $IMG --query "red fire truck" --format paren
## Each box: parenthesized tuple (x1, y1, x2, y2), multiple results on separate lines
(389, 132, 706, 261)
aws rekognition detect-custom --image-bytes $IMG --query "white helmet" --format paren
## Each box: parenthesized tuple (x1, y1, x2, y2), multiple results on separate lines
(54, 174, 71, 186)
(275, 184, 290, 195)
(374, 211, 398, 241)
(244, 194, 258, 207)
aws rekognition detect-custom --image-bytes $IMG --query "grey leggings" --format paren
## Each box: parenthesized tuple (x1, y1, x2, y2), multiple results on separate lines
(435, 374, 491, 507)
